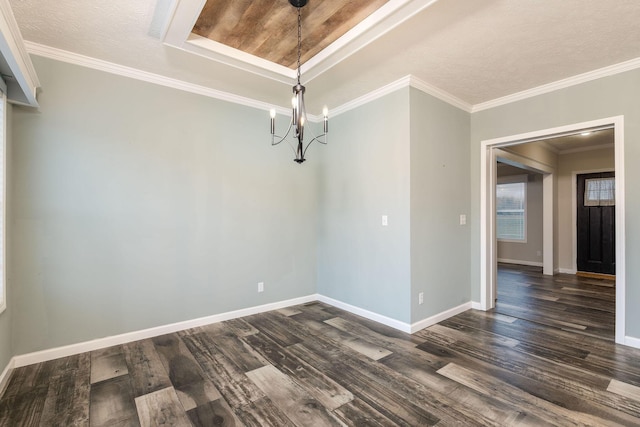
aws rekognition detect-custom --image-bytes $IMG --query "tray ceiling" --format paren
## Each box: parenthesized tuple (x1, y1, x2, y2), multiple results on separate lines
(192, 0, 389, 69)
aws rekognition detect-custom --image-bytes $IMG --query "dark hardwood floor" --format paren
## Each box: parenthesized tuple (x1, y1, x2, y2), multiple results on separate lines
(1, 265, 639, 426)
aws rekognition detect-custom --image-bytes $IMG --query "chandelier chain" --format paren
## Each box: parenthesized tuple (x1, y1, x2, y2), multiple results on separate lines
(297, 7, 302, 84)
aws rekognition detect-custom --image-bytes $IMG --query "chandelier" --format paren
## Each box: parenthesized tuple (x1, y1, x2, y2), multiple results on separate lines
(270, 0, 328, 164)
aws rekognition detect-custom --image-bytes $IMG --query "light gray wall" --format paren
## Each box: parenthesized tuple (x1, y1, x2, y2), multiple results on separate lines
(471, 68, 640, 338)
(496, 170, 544, 265)
(0, 104, 13, 374)
(317, 88, 412, 323)
(410, 88, 470, 323)
(10, 56, 319, 355)
(557, 147, 614, 272)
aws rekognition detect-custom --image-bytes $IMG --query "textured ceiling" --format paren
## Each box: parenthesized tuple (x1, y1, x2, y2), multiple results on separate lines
(8, 0, 640, 113)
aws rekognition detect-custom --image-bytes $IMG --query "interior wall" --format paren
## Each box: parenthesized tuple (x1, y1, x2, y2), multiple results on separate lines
(0, 104, 13, 375)
(557, 147, 615, 272)
(316, 88, 412, 323)
(409, 88, 471, 323)
(496, 170, 543, 265)
(470, 67, 640, 339)
(9, 56, 319, 355)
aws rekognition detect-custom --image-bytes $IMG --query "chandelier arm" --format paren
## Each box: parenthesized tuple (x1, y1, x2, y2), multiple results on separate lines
(301, 133, 328, 158)
(271, 120, 294, 146)
(271, 120, 299, 157)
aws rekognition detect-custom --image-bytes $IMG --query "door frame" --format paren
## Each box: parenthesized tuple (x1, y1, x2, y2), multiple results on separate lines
(480, 115, 626, 345)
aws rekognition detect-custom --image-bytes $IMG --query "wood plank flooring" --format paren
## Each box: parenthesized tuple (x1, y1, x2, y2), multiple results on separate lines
(1, 265, 640, 426)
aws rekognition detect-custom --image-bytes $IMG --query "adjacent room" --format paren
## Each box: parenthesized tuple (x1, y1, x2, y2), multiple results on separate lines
(1, 0, 639, 425)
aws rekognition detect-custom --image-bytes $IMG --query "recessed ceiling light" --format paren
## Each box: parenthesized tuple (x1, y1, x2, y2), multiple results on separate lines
(581, 132, 592, 136)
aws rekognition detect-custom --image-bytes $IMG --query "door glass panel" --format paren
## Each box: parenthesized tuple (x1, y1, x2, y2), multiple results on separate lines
(584, 177, 615, 207)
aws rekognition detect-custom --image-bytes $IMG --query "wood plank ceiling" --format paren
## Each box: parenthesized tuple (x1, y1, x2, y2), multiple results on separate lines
(192, 0, 390, 69)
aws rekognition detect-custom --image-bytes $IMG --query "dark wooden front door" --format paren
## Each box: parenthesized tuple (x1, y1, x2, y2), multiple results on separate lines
(577, 172, 615, 275)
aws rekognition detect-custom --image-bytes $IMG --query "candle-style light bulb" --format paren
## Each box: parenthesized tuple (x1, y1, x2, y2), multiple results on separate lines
(270, 108, 276, 135)
(322, 106, 329, 133)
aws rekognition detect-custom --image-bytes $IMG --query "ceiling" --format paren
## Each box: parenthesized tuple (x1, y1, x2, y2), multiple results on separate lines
(192, 0, 389, 69)
(8, 0, 640, 114)
(543, 128, 614, 154)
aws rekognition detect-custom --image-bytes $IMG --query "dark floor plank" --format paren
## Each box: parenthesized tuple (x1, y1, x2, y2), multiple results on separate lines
(39, 356, 91, 427)
(243, 329, 354, 410)
(437, 362, 632, 426)
(0, 386, 48, 427)
(289, 340, 489, 426)
(234, 397, 296, 427)
(186, 397, 239, 427)
(245, 364, 343, 427)
(243, 312, 303, 347)
(122, 339, 172, 398)
(179, 331, 266, 408)
(151, 334, 222, 411)
(331, 397, 397, 427)
(198, 328, 268, 373)
(89, 375, 139, 427)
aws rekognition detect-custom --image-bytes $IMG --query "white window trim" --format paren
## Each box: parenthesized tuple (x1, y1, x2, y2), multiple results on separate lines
(496, 175, 527, 243)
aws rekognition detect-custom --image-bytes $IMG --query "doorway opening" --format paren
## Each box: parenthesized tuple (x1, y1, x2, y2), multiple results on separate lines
(480, 116, 626, 345)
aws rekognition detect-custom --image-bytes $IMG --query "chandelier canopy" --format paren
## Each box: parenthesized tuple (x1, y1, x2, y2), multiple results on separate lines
(270, 0, 328, 164)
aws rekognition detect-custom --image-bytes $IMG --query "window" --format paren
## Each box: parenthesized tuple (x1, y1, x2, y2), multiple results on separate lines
(584, 177, 615, 207)
(0, 88, 5, 314)
(496, 180, 526, 242)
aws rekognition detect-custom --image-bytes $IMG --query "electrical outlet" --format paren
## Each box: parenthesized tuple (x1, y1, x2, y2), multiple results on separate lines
(459, 214, 466, 225)
(418, 292, 424, 305)
(382, 215, 388, 226)
(258, 282, 264, 293)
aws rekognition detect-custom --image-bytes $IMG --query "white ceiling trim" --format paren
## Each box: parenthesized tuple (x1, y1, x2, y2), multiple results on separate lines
(330, 75, 471, 118)
(24, 41, 289, 115)
(24, 41, 640, 122)
(162, 0, 440, 85)
(409, 76, 472, 112)
(0, 0, 39, 106)
(472, 56, 640, 113)
(24, 41, 469, 121)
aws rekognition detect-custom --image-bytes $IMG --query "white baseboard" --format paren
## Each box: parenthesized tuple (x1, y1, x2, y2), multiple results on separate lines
(13, 294, 317, 368)
(316, 295, 412, 333)
(497, 258, 543, 267)
(471, 301, 484, 310)
(0, 357, 15, 398)
(624, 335, 640, 349)
(410, 302, 472, 333)
(558, 268, 577, 274)
(12, 294, 480, 368)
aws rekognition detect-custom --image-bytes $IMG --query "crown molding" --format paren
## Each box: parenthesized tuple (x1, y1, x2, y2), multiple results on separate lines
(330, 75, 472, 118)
(24, 42, 469, 121)
(329, 75, 411, 117)
(472, 56, 640, 113)
(24, 41, 293, 116)
(25, 41, 640, 122)
(409, 75, 472, 112)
